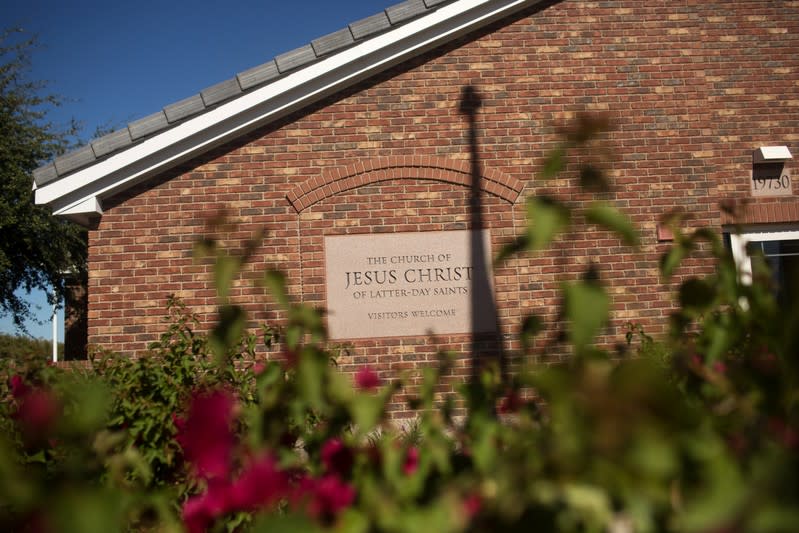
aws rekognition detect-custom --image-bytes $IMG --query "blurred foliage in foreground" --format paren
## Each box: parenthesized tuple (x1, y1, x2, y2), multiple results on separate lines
(1, 115, 797, 532)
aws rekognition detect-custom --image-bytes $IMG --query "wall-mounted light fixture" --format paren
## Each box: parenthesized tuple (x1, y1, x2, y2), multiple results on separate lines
(753, 145, 793, 164)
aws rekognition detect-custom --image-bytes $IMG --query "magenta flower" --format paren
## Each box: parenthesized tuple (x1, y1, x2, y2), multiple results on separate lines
(227, 454, 289, 511)
(175, 389, 236, 480)
(181, 455, 290, 532)
(294, 474, 356, 521)
(14, 387, 61, 442)
(463, 493, 482, 519)
(9, 374, 30, 399)
(403, 446, 419, 476)
(498, 390, 522, 414)
(355, 368, 381, 390)
(321, 438, 354, 478)
(182, 480, 231, 533)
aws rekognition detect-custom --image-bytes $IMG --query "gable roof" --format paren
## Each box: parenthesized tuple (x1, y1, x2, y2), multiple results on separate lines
(33, 0, 539, 225)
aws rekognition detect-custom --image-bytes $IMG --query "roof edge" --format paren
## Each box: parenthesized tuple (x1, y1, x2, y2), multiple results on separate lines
(35, 0, 539, 224)
(33, 0, 454, 188)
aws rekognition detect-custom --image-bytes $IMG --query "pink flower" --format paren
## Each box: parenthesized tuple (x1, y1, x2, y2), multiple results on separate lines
(321, 438, 354, 478)
(182, 480, 231, 533)
(312, 475, 356, 518)
(403, 447, 419, 476)
(181, 455, 290, 533)
(14, 388, 61, 441)
(9, 374, 30, 399)
(355, 368, 380, 391)
(498, 390, 522, 414)
(171, 413, 185, 434)
(712, 361, 727, 374)
(228, 454, 289, 511)
(294, 474, 356, 521)
(463, 493, 482, 519)
(175, 389, 236, 480)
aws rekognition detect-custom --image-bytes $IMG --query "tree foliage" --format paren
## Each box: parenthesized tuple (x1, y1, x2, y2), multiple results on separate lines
(0, 29, 86, 331)
(0, 332, 62, 360)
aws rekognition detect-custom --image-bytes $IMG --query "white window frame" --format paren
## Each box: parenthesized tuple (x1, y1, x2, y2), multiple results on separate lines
(728, 225, 799, 286)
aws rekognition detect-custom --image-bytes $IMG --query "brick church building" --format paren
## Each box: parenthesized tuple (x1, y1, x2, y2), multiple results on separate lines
(34, 0, 798, 403)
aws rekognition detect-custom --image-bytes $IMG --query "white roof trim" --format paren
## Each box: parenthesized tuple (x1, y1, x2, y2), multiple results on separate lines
(35, 0, 538, 220)
(60, 196, 103, 216)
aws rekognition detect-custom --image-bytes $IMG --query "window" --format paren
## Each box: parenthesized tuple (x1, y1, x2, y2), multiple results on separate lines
(728, 226, 799, 311)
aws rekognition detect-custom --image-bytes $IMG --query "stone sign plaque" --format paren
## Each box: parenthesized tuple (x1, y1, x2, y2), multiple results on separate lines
(324, 230, 496, 339)
(751, 164, 793, 197)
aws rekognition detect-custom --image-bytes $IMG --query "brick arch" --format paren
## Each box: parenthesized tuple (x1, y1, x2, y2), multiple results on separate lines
(286, 156, 522, 212)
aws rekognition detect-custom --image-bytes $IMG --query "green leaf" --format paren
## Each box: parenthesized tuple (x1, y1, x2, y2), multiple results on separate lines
(520, 314, 544, 351)
(705, 316, 733, 362)
(585, 202, 639, 247)
(335, 509, 369, 533)
(495, 234, 529, 264)
(296, 348, 327, 410)
(251, 513, 322, 533)
(526, 196, 571, 251)
(660, 244, 687, 278)
(350, 395, 383, 431)
(471, 416, 498, 473)
(542, 144, 567, 179)
(562, 483, 614, 528)
(676, 440, 746, 532)
(263, 270, 289, 307)
(678, 278, 717, 313)
(214, 255, 240, 303)
(210, 304, 247, 360)
(51, 489, 126, 533)
(563, 281, 609, 353)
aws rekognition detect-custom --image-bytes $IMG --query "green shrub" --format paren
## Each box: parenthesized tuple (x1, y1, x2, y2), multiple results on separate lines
(1, 115, 797, 532)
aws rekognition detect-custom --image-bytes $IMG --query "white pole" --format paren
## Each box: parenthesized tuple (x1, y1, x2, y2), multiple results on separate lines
(52, 301, 58, 363)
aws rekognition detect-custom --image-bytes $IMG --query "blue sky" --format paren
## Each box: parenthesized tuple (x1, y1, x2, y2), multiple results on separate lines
(0, 0, 390, 339)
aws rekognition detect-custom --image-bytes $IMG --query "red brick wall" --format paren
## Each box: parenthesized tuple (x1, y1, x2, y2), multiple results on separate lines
(88, 0, 799, 412)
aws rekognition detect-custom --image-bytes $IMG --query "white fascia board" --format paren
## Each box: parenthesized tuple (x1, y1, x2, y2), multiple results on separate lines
(36, 0, 537, 218)
(59, 196, 104, 227)
(60, 196, 103, 216)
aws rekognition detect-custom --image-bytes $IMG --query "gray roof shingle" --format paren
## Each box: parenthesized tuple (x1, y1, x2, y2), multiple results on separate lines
(201, 78, 243, 107)
(386, 0, 428, 25)
(312, 28, 355, 57)
(34, 0, 456, 186)
(33, 163, 58, 185)
(164, 94, 206, 123)
(91, 128, 133, 158)
(53, 145, 96, 176)
(348, 12, 392, 41)
(275, 44, 317, 74)
(237, 60, 280, 91)
(128, 111, 170, 141)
